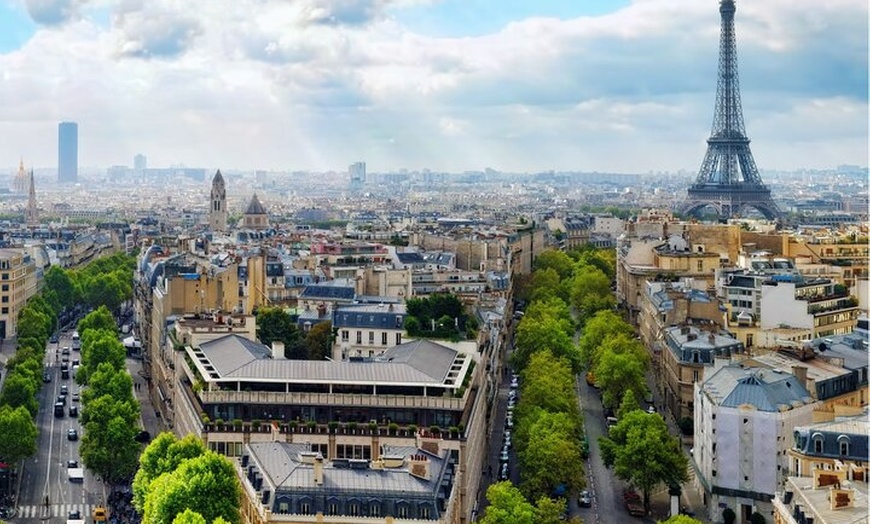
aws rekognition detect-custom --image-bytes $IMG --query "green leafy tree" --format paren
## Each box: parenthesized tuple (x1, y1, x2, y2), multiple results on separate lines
(518, 413, 585, 501)
(522, 296, 574, 337)
(512, 317, 579, 373)
(533, 250, 576, 280)
(517, 351, 580, 418)
(16, 309, 50, 346)
(81, 363, 134, 406)
(528, 268, 563, 303)
(534, 497, 566, 524)
(599, 410, 688, 513)
(0, 405, 37, 464)
(0, 372, 38, 415)
(133, 432, 208, 512)
(172, 509, 206, 524)
(255, 307, 301, 354)
(659, 516, 704, 524)
(304, 321, 332, 360)
(570, 246, 617, 281)
(617, 389, 642, 419)
(595, 347, 648, 409)
(77, 305, 118, 335)
(480, 482, 536, 524)
(44, 265, 80, 311)
(722, 508, 737, 524)
(749, 512, 766, 524)
(569, 264, 616, 326)
(143, 451, 241, 524)
(578, 310, 634, 368)
(78, 330, 126, 384)
(80, 396, 141, 483)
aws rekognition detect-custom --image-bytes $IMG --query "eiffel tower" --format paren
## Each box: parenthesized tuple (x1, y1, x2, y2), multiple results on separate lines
(682, 0, 779, 221)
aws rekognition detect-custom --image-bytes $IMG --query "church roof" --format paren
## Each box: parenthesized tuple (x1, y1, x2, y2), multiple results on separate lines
(212, 169, 225, 185)
(245, 193, 268, 215)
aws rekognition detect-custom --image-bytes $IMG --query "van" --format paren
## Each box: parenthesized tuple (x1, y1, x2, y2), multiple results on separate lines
(54, 403, 65, 418)
(606, 417, 619, 429)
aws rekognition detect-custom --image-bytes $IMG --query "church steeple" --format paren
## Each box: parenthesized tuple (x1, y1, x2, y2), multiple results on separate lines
(208, 169, 227, 232)
(25, 169, 38, 227)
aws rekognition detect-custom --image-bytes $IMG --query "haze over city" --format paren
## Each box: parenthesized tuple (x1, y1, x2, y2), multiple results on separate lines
(0, 0, 867, 174)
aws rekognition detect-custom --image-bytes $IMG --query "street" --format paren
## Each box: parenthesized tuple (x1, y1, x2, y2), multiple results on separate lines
(15, 330, 105, 521)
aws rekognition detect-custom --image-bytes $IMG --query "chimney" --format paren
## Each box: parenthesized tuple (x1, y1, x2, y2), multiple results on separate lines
(271, 341, 285, 360)
(408, 454, 431, 481)
(792, 365, 808, 389)
(317, 304, 327, 318)
(313, 454, 324, 486)
(708, 333, 716, 344)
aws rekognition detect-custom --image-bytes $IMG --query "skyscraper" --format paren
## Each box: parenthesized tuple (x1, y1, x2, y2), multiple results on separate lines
(134, 153, 147, 171)
(58, 122, 78, 183)
(349, 161, 366, 191)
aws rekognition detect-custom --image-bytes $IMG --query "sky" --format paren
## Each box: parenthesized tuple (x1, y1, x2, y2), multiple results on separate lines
(0, 0, 867, 175)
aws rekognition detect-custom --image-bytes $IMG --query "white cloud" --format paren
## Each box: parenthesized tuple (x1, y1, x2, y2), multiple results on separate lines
(1, 0, 867, 173)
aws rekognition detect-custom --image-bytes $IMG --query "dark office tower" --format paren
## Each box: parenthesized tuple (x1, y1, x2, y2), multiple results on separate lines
(681, 0, 779, 220)
(58, 121, 78, 183)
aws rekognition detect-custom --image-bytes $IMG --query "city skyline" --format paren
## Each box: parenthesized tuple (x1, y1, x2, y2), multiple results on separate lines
(0, 0, 867, 174)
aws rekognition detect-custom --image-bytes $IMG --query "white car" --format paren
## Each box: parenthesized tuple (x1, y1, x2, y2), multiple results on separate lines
(499, 450, 509, 462)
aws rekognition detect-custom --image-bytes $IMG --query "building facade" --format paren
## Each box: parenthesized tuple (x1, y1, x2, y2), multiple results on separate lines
(0, 248, 38, 339)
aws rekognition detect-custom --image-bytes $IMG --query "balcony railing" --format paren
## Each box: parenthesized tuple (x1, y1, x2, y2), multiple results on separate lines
(199, 390, 468, 411)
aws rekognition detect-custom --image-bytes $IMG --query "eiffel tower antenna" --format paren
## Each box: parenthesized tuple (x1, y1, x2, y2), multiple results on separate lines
(681, 0, 779, 221)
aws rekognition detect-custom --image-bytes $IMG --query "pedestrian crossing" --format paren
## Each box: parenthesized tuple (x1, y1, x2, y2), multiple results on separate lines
(16, 503, 96, 519)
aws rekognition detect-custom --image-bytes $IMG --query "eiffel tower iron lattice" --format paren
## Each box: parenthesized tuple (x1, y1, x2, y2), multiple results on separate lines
(681, 0, 779, 221)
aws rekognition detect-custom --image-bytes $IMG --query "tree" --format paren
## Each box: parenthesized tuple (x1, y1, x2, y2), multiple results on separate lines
(77, 305, 118, 335)
(81, 363, 134, 406)
(44, 266, 79, 311)
(480, 482, 535, 524)
(722, 508, 737, 524)
(78, 331, 126, 384)
(80, 396, 141, 483)
(528, 268, 563, 303)
(593, 333, 649, 409)
(533, 250, 576, 280)
(255, 307, 301, 354)
(578, 310, 633, 368)
(522, 296, 574, 337)
(303, 321, 332, 360)
(173, 509, 206, 524)
(569, 265, 616, 326)
(518, 412, 585, 501)
(749, 512, 766, 524)
(617, 389, 642, 419)
(599, 410, 688, 513)
(0, 372, 38, 416)
(659, 516, 704, 524)
(512, 317, 579, 373)
(143, 451, 241, 524)
(133, 432, 208, 512)
(0, 405, 37, 464)
(533, 497, 568, 524)
(517, 351, 579, 418)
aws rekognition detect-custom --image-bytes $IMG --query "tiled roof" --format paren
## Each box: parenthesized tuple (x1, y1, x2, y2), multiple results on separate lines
(702, 365, 813, 412)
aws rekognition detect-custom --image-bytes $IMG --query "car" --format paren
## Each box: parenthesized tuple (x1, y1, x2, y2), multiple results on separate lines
(72, 358, 80, 366)
(43, 371, 52, 383)
(578, 490, 592, 507)
(505, 417, 514, 429)
(61, 355, 70, 363)
(67, 428, 78, 441)
(503, 435, 512, 447)
(507, 389, 517, 400)
(49, 334, 59, 344)
(498, 463, 509, 480)
(72, 392, 79, 402)
(68, 405, 78, 417)
(503, 429, 511, 441)
(60, 385, 68, 395)
(647, 405, 657, 414)
(57, 395, 67, 405)
(61, 346, 70, 355)
(68, 509, 81, 520)
(509, 378, 519, 389)
(499, 450, 509, 463)
(67, 460, 78, 469)
(507, 399, 516, 410)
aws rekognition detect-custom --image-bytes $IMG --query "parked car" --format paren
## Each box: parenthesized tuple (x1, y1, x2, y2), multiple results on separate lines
(72, 392, 79, 402)
(505, 416, 514, 429)
(69, 405, 78, 417)
(67, 428, 78, 441)
(49, 334, 59, 344)
(503, 435, 512, 448)
(67, 460, 78, 469)
(498, 463, 509, 480)
(578, 490, 592, 507)
(499, 450, 509, 462)
(43, 371, 52, 383)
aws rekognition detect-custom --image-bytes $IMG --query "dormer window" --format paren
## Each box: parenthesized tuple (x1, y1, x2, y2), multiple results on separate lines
(838, 435, 851, 456)
(812, 433, 824, 454)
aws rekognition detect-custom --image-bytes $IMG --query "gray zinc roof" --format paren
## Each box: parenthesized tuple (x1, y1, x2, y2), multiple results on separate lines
(702, 365, 813, 412)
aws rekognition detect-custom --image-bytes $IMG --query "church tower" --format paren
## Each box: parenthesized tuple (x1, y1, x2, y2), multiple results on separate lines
(13, 158, 28, 193)
(208, 169, 227, 232)
(25, 169, 38, 227)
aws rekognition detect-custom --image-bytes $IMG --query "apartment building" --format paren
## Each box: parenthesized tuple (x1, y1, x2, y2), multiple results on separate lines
(0, 248, 38, 339)
(332, 302, 407, 360)
(760, 276, 859, 338)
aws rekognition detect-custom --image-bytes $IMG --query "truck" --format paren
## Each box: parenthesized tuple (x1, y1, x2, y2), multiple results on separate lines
(623, 489, 645, 517)
(67, 468, 84, 483)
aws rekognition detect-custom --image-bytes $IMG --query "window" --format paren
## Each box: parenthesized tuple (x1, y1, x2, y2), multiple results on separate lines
(328, 503, 338, 515)
(1, 296, 7, 303)
(341, 330, 349, 341)
(1, 307, 7, 314)
(420, 505, 431, 518)
(349, 503, 360, 516)
(1, 273, 7, 281)
(814, 439, 823, 454)
(397, 505, 408, 518)
(839, 437, 850, 456)
(300, 502, 311, 515)
(382, 332, 388, 345)
(1, 284, 6, 291)
(368, 331, 374, 344)
(697, 260, 703, 271)
(370, 503, 380, 517)
(356, 331, 362, 344)
(395, 333, 402, 345)
(693, 370, 699, 383)
(277, 502, 289, 514)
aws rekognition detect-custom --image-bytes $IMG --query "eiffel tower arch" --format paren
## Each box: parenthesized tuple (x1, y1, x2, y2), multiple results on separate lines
(681, 0, 779, 221)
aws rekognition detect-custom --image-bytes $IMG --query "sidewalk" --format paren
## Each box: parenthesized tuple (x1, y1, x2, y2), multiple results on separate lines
(126, 357, 166, 438)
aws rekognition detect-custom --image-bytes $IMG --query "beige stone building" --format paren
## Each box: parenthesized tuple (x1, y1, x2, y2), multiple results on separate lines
(0, 248, 39, 339)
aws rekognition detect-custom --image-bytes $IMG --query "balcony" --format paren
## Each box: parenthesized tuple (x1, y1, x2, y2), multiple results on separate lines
(199, 389, 468, 412)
